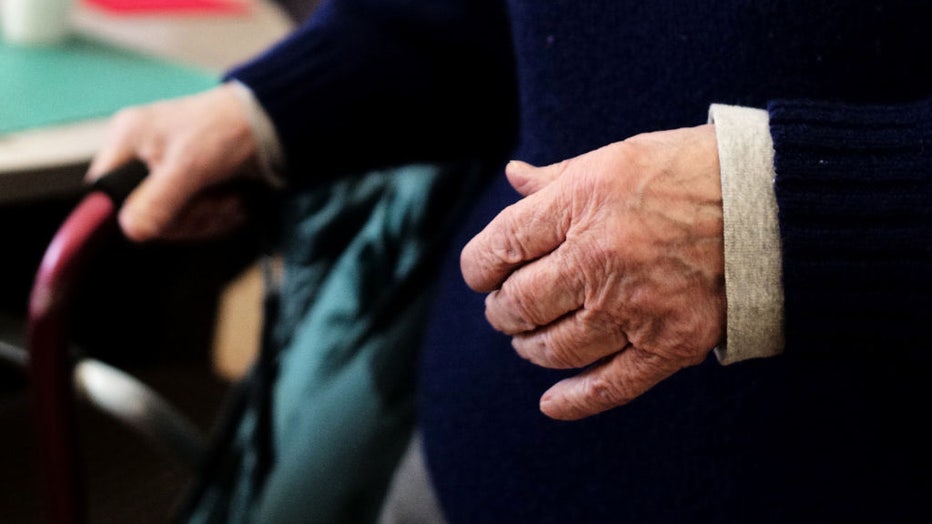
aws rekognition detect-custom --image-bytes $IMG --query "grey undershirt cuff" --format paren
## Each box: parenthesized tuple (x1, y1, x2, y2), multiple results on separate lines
(230, 80, 287, 188)
(708, 104, 785, 364)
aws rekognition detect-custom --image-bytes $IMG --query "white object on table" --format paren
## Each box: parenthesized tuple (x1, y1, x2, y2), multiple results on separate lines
(0, 0, 294, 204)
(1, 0, 75, 46)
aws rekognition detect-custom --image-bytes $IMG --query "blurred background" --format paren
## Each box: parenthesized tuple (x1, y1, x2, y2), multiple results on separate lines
(0, 0, 316, 521)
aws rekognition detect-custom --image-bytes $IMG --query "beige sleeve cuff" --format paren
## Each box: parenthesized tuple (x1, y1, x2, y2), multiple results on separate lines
(708, 104, 785, 364)
(229, 80, 287, 188)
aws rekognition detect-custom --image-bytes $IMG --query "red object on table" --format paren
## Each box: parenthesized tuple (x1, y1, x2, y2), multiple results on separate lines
(82, 0, 250, 15)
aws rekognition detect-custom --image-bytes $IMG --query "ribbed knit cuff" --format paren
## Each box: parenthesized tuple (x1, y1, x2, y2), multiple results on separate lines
(769, 99, 932, 355)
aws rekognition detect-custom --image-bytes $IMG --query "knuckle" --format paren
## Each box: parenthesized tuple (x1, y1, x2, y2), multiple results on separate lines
(513, 330, 582, 370)
(605, 140, 643, 171)
(539, 331, 583, 369)
(498, 278, 538, 326)
(572, 241, 618, 290)
(111, 107, 143, 129)
(489, 212, 530, 266)
(552, 159, 573, 179)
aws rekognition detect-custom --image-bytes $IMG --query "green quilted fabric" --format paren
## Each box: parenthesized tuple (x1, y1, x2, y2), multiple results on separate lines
(181, 160, 488, 524)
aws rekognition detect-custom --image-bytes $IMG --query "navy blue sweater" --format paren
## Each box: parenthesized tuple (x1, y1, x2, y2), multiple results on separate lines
(230, 1, 932, 522)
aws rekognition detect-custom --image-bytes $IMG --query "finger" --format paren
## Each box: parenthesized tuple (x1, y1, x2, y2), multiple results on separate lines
(86, 110, 147, 181)
(460, 183, 572, 292)
(118, 165, 200, 242)
(511, 308, 629, 369)
(505, 159, 566, 196)
(160, 192, 248, 241)
(87, 147, 139, 183)
(483, 244, 585, 333)
(538, 346, 677, 420)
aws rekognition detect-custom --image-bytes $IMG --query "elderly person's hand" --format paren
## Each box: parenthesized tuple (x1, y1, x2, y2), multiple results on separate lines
(460, 125, 726, 420)
(86, 83, 264, 242)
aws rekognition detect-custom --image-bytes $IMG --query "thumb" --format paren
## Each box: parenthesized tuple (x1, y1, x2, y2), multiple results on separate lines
(505, 159, 565, 196)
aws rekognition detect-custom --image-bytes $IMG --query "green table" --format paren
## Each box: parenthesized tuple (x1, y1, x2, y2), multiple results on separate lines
(0, 35, 218, 135)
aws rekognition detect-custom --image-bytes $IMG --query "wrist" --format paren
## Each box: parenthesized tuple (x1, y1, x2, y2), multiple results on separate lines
(226, 80, 287, 188)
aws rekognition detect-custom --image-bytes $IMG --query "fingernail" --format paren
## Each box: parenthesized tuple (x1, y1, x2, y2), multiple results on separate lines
(506, 159, 532, 173)
(540, 393, 566, 420)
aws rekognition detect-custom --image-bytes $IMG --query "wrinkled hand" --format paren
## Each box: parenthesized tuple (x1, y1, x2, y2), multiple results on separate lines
(86, 83, 262, 242)
(460, 125, 725, 420)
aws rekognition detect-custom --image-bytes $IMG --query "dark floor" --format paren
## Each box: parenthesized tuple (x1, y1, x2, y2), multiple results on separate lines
(0, 355, 232, 524)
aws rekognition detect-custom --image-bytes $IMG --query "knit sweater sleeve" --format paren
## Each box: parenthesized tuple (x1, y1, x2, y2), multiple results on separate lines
(768, 98, 932, 357)
(224, 0, 517, 184)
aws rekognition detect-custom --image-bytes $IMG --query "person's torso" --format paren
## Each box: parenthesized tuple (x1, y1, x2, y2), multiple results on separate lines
(418, 2, 932, 522)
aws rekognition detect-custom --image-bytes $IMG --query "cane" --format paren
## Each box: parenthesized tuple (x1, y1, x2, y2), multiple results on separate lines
(27, 160, 147, 524)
